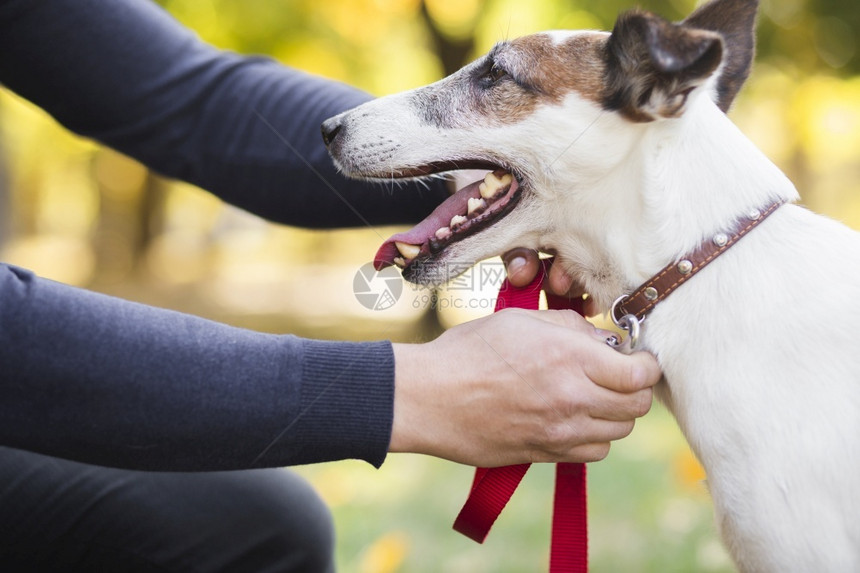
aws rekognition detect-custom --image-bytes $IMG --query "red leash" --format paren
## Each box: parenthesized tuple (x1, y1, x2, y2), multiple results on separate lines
(453, 260, 588, 572)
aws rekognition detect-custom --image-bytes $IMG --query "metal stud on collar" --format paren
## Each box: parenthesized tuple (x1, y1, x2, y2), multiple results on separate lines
(643, 287, 658, 301)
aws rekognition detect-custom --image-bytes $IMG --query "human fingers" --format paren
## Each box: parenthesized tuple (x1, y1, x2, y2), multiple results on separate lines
(528, 441, 613, 464)
(562, 442, 612, 463)
(488, 309, 659, 397)
(546, 261, 604, 317)
(502, 248, 541, 287)
(580, 345, 663, 394)
(500, 252, 594, 315)
(587, 384, 654, 421)
(546, 259, 577, 296)
(528, 417, 641, 463)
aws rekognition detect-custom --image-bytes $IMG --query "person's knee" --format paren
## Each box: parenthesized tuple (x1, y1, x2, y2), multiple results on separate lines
(186, 469, 336, 572)
(248, 469, 336, 572)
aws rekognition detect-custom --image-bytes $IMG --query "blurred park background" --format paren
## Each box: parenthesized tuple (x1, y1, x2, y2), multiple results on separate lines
(2, 0, 859, 571)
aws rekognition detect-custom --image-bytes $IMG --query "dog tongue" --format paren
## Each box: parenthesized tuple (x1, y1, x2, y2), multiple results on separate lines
(374, 178, 483, 270)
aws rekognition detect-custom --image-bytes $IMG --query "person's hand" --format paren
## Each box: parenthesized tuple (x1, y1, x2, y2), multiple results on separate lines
(503, 248, 598, 316)
(389, 309, 660, 467)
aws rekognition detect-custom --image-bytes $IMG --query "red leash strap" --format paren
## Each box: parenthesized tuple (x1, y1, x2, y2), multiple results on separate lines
(452, 464, 531, 543)
(452, 260, 588, 572)
(550, 463, 588, 571)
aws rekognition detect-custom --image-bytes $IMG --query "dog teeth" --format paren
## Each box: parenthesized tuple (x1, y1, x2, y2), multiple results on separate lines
(393, 257, 407, 268)
(478, 182, 494, 199)
(480, 171, 513, 199)
(435, 227, 452, 240)
(450, 214, 467, 228)
(467, 197, 486, 215)
(394, 241, 420, 260)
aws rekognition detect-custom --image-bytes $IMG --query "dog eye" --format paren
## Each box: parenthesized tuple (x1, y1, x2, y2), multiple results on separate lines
(487, 63, 508, 84)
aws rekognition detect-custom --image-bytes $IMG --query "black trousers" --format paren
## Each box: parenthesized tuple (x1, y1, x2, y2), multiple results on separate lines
(0, 448, 335, 572)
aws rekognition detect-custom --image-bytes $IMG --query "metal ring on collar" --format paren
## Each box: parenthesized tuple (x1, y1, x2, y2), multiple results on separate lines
(610, 294, 630, 329)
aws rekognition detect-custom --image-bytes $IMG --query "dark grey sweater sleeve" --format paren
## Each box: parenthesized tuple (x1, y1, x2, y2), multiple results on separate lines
(0, 0, 448, 227)
(0, 0, 448, 470)
(0, 264, 395, 471)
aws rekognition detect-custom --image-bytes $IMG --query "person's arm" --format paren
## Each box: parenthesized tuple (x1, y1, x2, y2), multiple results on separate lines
(0, 263, 395, 471)
(0, 0, 448, 228)
(0, 262, 659, 472)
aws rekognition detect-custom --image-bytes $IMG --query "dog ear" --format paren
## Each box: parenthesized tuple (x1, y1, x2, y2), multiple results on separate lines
(603, 9, 724, 122)
(683, 0, 758, 112)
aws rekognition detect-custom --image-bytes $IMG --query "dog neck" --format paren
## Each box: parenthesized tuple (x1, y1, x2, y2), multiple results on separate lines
(549, 94, 799, 310)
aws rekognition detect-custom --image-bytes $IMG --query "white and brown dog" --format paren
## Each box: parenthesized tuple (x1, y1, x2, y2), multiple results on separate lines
(322, 0, 860, 570)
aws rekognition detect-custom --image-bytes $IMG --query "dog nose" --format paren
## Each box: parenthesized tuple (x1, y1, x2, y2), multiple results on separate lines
(321, 117, 342, 147)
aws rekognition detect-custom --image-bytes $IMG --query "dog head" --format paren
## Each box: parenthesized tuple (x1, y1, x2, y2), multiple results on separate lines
(322, 0, 759, 301)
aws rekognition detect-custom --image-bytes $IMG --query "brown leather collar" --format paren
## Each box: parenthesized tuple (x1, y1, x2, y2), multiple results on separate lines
(612, 199, 786, 324)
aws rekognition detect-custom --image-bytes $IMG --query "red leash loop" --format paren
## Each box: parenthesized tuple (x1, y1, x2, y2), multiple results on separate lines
(452, 259, 588, 572)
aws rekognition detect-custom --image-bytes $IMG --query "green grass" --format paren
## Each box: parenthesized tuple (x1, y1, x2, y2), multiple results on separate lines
(296, 404, 735, 573)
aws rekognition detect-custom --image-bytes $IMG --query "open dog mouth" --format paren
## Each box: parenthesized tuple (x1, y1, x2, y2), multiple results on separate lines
(374, 169, 522, 271)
